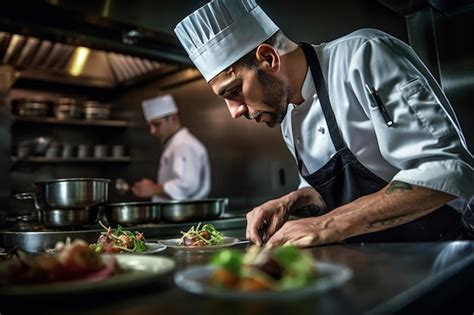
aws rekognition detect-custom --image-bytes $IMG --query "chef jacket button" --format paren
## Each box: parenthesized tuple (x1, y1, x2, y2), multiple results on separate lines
(318, 127, 325, 134)
(296, 138, 301, 144)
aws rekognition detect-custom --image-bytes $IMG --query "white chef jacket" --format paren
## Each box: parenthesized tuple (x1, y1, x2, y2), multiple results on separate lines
(152, 127, 211, 202)
(281, 28, 473, 212)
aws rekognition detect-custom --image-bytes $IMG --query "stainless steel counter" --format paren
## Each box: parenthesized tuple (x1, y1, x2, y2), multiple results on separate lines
(0, 213, 247, 252)
(2, 241, 473, 314)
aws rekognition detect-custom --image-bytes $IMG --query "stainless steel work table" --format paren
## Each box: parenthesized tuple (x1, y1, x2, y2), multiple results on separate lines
(2, 241, 473, 314)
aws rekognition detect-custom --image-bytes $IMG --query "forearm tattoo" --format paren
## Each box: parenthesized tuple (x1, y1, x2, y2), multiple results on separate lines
(385, 181, 413, 194)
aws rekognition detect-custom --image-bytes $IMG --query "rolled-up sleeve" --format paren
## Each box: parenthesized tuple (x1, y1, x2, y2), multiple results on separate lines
(348, 35, 474, 207)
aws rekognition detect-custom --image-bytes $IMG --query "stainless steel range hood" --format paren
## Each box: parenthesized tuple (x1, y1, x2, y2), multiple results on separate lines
(0, 31, 181, 89)
(0, 1, 199, 89)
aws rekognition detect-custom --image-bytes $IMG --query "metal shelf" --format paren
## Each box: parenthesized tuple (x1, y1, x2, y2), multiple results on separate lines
(12, 116, 130, 127)
(11, 156, 132, 163)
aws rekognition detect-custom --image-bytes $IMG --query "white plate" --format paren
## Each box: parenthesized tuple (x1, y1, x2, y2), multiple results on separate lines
(45, 242, 166, 255)
(158, 237, 239, 252)
(130, 242, 167, 255)
(0, 254, 175, 297)
(174, 261, 352, 300)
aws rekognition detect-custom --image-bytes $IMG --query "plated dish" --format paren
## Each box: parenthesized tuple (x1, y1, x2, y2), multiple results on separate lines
(174, 245, 352, 300)
(175, 261, 352, 300)
(88, 221, 149, 254)
(158, 223, 239, 251)
(0, 246, 174, 297)
(179, 223, 224, 246)
(159, 237, 239, 251)
(46, 242, 166, 255)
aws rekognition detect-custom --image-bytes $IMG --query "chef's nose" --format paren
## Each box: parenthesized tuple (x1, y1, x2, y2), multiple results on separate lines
(226, 99, 248, 119)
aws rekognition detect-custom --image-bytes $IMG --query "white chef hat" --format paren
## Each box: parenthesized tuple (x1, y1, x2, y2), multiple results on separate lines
(142, 94, 178, 122)
(174, 0, 279, 82)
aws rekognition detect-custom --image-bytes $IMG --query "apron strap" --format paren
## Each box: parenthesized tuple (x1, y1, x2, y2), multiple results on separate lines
(299, 42, 345, 151)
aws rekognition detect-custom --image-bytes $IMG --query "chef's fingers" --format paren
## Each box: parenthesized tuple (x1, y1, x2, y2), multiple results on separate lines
(265, 232, 284, 249)
(267, 231, 317, 249)
(245, 212, 265, 246)
(266, 216, 282, 239)
(283, 235, 314, 248)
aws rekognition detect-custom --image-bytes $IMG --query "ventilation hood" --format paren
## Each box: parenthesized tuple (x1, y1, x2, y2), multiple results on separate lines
(0, 31, 183, 89)
(0, 1, 200, 90)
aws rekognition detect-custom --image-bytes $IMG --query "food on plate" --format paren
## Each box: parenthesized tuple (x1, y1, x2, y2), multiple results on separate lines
(0, 239, 122, 285)
(88, 221, 148, 254)
(209, 245, 318, 291)
(179, 223, 224, 247)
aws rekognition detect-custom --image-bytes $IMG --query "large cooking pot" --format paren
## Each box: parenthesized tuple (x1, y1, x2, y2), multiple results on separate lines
(160, 198, 228, 223)
(5, 207, 98, 228)
(15, 178, 110, 210)
(103, 201, 160, 226)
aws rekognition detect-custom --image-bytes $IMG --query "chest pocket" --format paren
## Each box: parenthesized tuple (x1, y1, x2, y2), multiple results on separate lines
(399, 78, 455, 139)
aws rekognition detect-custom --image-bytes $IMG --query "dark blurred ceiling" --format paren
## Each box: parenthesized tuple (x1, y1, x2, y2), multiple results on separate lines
(377, 0, 474, 16)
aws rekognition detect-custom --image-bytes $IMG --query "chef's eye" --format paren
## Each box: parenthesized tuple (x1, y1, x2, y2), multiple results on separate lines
(225, 85, 241, 98)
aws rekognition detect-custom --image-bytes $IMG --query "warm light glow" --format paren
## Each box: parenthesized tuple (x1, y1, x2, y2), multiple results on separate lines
(102, 0, 112, 17)
(4, 35, 23, 62)
(69, 47, 90, 76)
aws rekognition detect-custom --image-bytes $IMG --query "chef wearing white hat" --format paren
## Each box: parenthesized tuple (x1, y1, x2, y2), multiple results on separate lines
(132, 94, 211, 202)
(175, 0, 473, 246)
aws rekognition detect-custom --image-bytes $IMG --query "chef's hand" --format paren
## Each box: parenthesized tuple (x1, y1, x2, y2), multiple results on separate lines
(265, 216, 344, 248)
(246, 199, 291, 246)
(131, 178, 159, 198)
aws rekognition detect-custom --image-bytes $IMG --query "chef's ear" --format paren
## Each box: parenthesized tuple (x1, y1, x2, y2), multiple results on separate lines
(255, 44, 280, 71)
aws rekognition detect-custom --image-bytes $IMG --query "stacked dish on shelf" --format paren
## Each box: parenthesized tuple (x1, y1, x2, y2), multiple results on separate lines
(13, 140, 128, 160)
(83, 101, 111, 120)
(54, 98, 82, 120)
(11, 98, 52, 117)
(11, 97, 112, 121)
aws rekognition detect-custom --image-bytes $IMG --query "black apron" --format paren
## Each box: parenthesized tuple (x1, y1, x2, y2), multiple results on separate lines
(296, 42, 466, 242)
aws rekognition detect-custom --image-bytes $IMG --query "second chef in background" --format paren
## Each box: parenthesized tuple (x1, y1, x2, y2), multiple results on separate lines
(132, 94, 211, 202)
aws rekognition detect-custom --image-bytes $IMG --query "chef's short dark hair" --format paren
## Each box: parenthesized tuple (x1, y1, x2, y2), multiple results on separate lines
(234, 30, 289, 68)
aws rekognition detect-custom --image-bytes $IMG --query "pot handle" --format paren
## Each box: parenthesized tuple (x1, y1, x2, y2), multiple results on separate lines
(5, 212, 38, 222)
(14, 192, 36, 200)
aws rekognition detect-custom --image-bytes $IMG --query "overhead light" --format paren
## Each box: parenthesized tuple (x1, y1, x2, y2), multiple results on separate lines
(102, 0, 112, 17)
(69, 47, 90, 76)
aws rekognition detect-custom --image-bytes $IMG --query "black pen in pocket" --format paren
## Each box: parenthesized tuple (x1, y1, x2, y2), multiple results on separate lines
(365, 84, 394, 127)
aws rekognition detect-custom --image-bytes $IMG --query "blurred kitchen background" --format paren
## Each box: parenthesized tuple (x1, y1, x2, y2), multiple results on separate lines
(0, 0, 472, 217)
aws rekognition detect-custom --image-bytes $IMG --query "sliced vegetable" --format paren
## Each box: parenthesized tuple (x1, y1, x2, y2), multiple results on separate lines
(179, 223, 224, 247)
(209, 245, 318, 292)
(89, 221, 148, 254)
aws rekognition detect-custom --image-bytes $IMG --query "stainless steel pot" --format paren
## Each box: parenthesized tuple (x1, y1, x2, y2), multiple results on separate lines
(103, 201, 160, 225)
(12, 98, 51, 117)
(5, 208, 98, 228)
(160, 198, 228, 223)
(15, 178, 110, 210)
(39, 208, 98, 227)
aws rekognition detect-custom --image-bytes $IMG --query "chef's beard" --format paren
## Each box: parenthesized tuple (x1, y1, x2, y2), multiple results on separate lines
(247, 69, 289, 128)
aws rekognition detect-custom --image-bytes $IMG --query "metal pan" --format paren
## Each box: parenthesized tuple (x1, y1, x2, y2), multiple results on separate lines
(103, 201, 160, 226)
(15, 178, 110, 210)
(5, 208, 98, 228)
(160, 198, 228, 223)
(39, 208, 98, 227)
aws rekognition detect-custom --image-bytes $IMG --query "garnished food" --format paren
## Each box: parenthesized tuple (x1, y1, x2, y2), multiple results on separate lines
(89, 221, 148, 254)
(179, 223, 224, 247)
(210, 245, 318, 291)
(0, 239, 122, 285)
